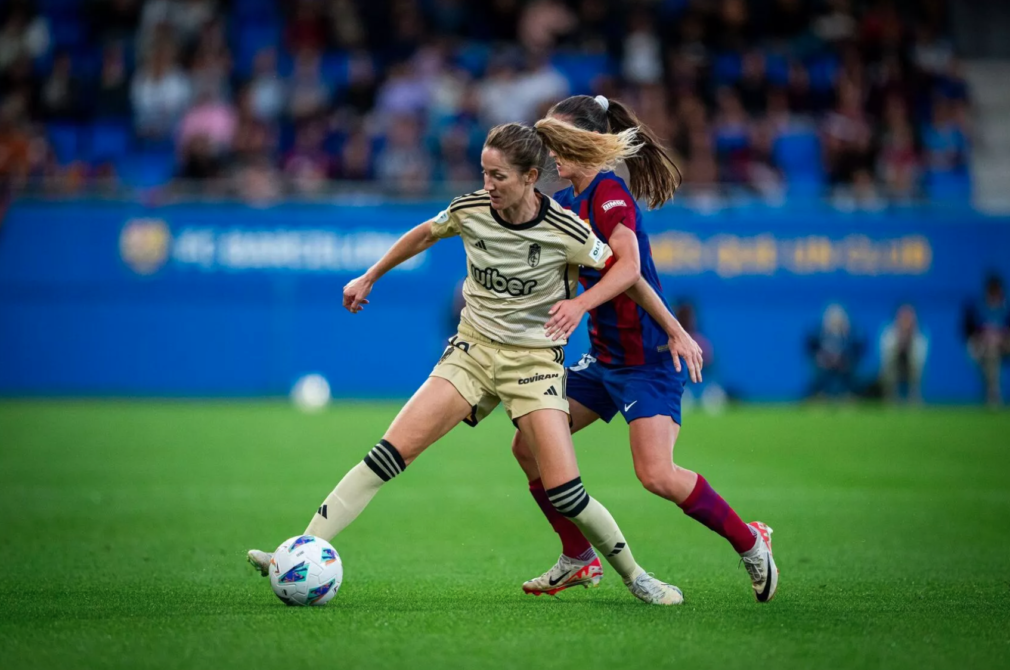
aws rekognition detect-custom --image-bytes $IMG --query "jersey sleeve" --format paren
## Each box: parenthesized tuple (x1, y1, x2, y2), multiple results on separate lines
(591, 179, 637, 238)
(428, 204, 462, 239)
(566, 229, 613, 269)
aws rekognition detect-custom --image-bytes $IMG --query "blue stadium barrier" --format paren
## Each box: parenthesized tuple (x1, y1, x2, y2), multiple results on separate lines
(1, 200, 1008, 402)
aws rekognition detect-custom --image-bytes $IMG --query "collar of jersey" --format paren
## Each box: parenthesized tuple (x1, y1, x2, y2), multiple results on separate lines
(489, 189, 550, 230)
(571, 170, 616, 205)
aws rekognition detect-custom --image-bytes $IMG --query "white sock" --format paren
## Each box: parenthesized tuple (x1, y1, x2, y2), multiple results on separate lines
(304, 440, 406, 541)
(547, 478, 645, 583)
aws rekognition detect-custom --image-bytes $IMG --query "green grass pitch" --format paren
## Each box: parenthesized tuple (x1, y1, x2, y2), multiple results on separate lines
(1, 400, 1009, 669)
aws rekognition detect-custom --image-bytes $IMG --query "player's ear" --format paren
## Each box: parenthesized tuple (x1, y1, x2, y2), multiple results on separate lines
(525, 168, 539, 185)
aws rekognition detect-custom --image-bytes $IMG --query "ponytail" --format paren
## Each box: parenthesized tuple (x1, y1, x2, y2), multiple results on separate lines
(604, 98, 682, 210)
(533, 116, 642, 175)
(548, 95, 682, 209)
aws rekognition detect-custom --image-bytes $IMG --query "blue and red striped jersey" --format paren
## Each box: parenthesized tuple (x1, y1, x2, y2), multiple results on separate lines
(554, 172, 669, 367)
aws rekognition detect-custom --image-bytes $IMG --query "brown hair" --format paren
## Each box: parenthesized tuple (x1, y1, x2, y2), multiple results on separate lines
(483, 119, 642, 182)
(548, 95, 682, 209)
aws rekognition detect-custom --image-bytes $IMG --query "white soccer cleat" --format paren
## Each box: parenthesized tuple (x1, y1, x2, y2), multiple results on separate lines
(626, 572, 684, 605)
(741, 521, 778, 603)
(247, 549, 273, 577)
(522, 553, 604, 596)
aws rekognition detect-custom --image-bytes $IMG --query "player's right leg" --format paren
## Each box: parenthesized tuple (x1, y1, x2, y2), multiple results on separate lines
(515, 408, 683, 605)
(247, 377, 474, 576)
(513, 400, 603, 595)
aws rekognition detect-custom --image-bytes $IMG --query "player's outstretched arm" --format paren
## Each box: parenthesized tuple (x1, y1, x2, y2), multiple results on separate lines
(545, 224, 641, 341)
(624, 279, 704, 383)
(343, 222, 439, 314)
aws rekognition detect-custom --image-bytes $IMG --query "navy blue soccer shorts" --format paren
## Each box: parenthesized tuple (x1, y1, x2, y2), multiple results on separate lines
(566, 353, 687, 425)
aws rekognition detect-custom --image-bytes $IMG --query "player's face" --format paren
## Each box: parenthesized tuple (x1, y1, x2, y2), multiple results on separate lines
(545, 114, 577, 179)
(481, 147, 535, 211)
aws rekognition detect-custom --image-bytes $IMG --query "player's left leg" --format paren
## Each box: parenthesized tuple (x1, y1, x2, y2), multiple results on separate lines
(248, 377, 475, 576)
(627, 415, 777, 602)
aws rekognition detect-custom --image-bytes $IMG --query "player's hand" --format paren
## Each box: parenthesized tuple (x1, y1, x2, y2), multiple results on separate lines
(545, 299, 586, 341)
(668, 327, 704, 383)
(343, 274, 374, 314)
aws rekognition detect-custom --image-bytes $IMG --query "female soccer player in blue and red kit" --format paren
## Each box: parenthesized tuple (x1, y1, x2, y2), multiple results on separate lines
(513, 95, 778, 602)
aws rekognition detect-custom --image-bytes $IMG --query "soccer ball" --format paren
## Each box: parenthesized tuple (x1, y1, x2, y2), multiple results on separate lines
(290, 374, 331, 413)
(269, 535, 343, 606)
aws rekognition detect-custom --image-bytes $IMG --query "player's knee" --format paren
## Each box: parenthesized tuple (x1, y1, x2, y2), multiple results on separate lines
(511, 431, 534, 463)
(636, 464, 676, 497)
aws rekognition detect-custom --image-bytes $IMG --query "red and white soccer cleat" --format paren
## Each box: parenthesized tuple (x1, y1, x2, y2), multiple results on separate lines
(522, 554, 604, 596)
(741, 521, 778, 603)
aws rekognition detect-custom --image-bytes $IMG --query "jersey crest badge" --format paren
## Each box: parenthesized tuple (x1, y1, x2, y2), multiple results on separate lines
(527, 243, 541, 268)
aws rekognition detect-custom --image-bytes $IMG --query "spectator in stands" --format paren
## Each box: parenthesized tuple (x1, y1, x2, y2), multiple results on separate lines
(518, 0, 576, 52)
(712, 87, 752, 185)
(93, 43, 132, 120)
(880, 304, 928, 404)
(232, 87, 276, 163)
(235, 153, 282, 204)
(375, 114, 431, 194)
(177, 89, 236, 157)
(0, 101, 32, 189)
(0, 1, 50, 73)
(964, 275, 1010, 408)
(287, 48, 331, 122)
(88, 0, 142, 47)
(808, 303, 864, 400)
(131, 46, 192, 140)
(823, 80, 874, 188)
(477, 52, 524, 127)
(188, 18, 232, 103)
(247, 49, 285, 123)
(374, 60, 430, 119)
(328, 0, 367, 50)
(516, 49, 569, 121)
(140, 0, 216, 52)
(335, 51, 379, 117)
(285, 0, 327, 54)
(176, 134, 224, 185)
(39, 52, 85, 122)
(283, 121, 332, 195)
(923, 96, 969, 177)
(878, 118, 919, 200)
(337, 127, 375, 181)
(621, 8, 662, 86)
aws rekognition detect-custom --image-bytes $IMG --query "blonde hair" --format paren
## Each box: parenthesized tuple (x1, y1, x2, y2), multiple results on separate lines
(548, 95, 682, 209)
(533, 116, 642, 173)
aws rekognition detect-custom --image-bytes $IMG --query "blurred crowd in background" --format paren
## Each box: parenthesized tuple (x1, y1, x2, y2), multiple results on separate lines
(0, 0, 971, 203)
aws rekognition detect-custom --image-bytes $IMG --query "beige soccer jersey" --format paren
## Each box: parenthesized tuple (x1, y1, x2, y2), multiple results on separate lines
(429, 189, 613, 348)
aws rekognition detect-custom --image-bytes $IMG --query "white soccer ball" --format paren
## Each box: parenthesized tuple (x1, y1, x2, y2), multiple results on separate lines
(269, 535, 343, 606)
(291, 374, 331, 413)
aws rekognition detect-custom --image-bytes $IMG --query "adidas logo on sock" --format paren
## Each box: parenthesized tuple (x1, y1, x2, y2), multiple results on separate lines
(317, 504, 328, 518)
(543, 386, 558, 396)
(475, 239, 487, 250)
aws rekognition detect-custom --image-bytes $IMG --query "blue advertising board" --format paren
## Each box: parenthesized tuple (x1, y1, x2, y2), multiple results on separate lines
(1, 199, 1008, 401)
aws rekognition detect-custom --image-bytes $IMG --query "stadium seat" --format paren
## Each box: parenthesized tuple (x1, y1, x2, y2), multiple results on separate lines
(550, 53, 613, 96)
(46, 124, 81, 164)
(116, 150, 176, 189)
(806, 54, 839, 92)
(235, 23, 282, 77)
(713, 51, 743, 85)
(455, 42, 491, 77)
(925, 170, 972, 202)
(773, 131, 826, 195)
(765, 53, 790, 86)
(88, 123, 132, 163)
